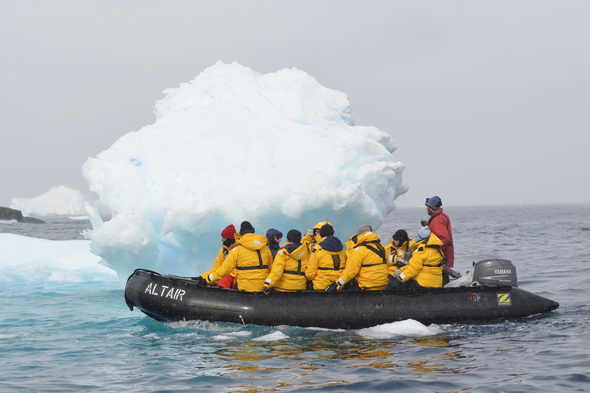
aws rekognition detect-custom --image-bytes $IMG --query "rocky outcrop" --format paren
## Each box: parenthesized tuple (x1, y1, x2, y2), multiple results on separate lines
(0, 206, 23, 221)
(0, 206, 45, 223)
(20, 216, 47, 224)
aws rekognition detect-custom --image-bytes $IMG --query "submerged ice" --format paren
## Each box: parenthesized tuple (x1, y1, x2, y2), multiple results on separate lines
(82, 62, 407, 282)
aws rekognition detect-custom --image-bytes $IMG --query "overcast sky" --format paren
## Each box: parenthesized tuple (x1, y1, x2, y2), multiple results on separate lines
(1, 1, 588, 209)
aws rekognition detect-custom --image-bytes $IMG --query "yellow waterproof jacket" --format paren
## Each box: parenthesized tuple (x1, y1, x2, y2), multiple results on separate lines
(265, 242, 310, 291)
(399, 233, 444, 288)
(305, 236, 346, 290)
(200, 242, 238, 280)
(211, 233, 273, 292)
(339, 231, 389, 290)
(344, 235, 358, 259)
(384, 238, 416, 275)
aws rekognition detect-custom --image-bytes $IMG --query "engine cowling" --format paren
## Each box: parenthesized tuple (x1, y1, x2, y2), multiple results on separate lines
(472, 259, 518, 287)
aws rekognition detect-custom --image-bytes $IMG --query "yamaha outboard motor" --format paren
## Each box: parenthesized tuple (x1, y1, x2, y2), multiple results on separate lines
(472, 259, 518, 287)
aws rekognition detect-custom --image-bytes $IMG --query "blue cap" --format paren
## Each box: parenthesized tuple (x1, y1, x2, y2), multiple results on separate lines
(425, 196, 442, 209)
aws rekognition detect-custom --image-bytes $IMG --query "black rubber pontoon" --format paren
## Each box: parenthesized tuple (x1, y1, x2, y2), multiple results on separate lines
(124, 267, 559, 329)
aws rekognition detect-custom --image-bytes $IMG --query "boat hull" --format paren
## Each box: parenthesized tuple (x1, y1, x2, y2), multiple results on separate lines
(124, 269, 559, 329)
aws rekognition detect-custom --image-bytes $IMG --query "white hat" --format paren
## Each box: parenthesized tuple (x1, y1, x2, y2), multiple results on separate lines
(416, 226, 431, 240)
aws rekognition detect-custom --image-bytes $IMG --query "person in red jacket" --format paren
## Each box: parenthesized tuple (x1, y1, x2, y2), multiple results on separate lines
(423, 196, 454, 272)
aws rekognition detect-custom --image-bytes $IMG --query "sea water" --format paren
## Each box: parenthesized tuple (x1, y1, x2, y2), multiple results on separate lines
(1, 205, 589, 392)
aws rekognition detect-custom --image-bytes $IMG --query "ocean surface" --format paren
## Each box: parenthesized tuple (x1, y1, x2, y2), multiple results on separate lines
(1, 204, 589, 392)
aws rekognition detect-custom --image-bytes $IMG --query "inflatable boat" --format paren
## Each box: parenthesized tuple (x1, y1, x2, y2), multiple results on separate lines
(124, 259, 559, 329)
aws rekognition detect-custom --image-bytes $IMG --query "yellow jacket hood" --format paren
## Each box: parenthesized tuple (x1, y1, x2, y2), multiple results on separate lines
(237, 233, 268, 251)
(283, 242, 310, 260)
(313, 221, 332, 229)
(423, 233, 443, 248)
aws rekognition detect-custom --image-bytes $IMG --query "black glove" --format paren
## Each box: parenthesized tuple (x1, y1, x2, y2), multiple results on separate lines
(263, 286, 272, 295)
(191, 276, 208, 286)
(325, 282, 338, 292)
(420, 219, 428, 227)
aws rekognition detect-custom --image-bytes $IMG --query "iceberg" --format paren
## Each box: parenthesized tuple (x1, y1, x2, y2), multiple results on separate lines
(82, 62, 407, 283)
(10, 185, 109, 217)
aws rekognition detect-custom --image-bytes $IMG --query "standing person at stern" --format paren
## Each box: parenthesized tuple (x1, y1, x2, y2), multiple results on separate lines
(422, 196, 454, 275)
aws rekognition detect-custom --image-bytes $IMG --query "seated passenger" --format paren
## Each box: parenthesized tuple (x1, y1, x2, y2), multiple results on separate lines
(196, 224, 238, 289)
(391, 226, 444, 289)
(206, 221, 273, 292)
(265, 228, 283, 260)
(305, 223, 346, 290)
(385, 229, 416, 275)
(328, 225, 389, 291)
(263, 229, 310, 293)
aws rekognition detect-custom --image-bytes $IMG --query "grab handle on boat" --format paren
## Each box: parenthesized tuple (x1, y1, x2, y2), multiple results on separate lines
(443, 265, 462, 279)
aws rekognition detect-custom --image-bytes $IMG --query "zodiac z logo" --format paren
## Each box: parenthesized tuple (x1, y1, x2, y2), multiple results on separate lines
(497, 293, 511, 306)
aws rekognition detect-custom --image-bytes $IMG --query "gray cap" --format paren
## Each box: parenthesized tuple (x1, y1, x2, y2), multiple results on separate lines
(356, 224, 372, 236)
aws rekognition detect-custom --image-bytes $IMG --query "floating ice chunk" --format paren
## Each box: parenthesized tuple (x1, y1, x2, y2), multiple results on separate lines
(357, 319, 442, 339)
(212, 335, 237, 341)
(0, 233, 117, 283)
(212, 331, 252, 340)
(252, 331, 289, 341)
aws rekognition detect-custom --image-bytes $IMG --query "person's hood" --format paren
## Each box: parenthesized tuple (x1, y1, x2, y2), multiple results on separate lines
(238, 233, 268, 251)
(425, 233, 443, 247)
(319, 236, 344, 252)
(266, 228, 283, 247)
(284, 242, 308, 259)
(313, 221, 331, 230)
(284, 242, 300, 254)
